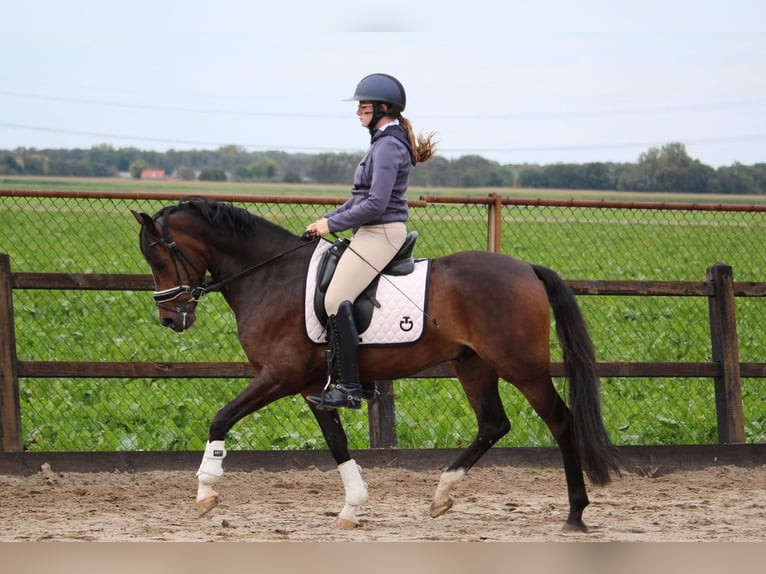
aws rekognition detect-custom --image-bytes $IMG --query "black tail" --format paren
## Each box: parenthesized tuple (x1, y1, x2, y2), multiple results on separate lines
(532, 264, 621, 485)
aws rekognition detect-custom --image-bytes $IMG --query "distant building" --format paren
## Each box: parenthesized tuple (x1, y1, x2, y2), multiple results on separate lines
(140, 169, 166, 180)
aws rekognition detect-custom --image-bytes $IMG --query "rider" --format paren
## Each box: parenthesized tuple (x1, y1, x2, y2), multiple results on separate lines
(305, 72, 437, 410)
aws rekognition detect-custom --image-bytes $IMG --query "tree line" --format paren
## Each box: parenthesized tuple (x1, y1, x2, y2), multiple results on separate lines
(1, 142, 765, 195)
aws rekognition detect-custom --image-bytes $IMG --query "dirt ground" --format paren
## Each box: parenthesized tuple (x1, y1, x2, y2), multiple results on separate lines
(2, 461, 765, 542)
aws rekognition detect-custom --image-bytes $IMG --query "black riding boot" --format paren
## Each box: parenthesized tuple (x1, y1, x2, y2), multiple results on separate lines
(308, 300, 362, 410)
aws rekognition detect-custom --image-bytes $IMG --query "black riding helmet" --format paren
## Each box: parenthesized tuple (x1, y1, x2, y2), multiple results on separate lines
(346, 73, 406, 134)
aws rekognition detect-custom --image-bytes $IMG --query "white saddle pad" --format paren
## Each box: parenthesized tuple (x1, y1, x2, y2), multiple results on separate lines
(304, 239, 430, 346)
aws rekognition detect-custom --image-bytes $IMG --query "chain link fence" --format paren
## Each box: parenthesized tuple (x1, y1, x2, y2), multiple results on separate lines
(1, 191, 764, 451)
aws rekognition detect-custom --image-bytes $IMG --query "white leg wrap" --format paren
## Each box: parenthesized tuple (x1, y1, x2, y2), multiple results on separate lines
(338, 459, 368, 506)
(196, 440, 226, 503)
(196, 440, 227, 483)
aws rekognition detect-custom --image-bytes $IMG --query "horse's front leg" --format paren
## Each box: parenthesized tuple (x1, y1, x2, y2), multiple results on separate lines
(309, 403, 368, 528)
(195, 400, 240, 516)
(195, 374, 292, 516)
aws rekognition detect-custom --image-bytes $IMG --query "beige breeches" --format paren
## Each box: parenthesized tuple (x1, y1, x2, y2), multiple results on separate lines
(324, 222, 407, 315)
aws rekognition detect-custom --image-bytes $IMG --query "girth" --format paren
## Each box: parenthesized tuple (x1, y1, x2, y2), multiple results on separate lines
(313, 231, 418, 333)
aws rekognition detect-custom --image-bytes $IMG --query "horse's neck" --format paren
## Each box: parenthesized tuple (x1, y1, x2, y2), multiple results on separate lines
(207, 232, 310, 302)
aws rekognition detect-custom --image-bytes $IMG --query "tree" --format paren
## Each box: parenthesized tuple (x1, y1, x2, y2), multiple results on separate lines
(678, 162, 714, 193)
(308, 153, 359, 184)
(198, 167, 227, 181)
(542, 163, 581, 189)
(87, 143, 116, 167)
(0, 154, 24, 175)
(753, 164, 766, 194)
(176, 166, 196, 181)
(655, 143, 714, 193)
(715, 164, 757, 195)
(233, 165, 253, 181)
(252, 157, 279, 180)
(581, 163, 616, 190)
(129, 160, 148, 179)
(283, 169, 302, 183)
(216, 145, 249, 173)
(452, 155, 501, 187)
(22, 154, 49, 175)
(617, 143, 706, 192)
(410, 155, 454, 187)
(233, 158, 281, 182)
(517, 165, 547, 188)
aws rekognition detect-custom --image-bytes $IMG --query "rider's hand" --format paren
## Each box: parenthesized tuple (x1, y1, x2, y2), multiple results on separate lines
(305, 218, 330, 237)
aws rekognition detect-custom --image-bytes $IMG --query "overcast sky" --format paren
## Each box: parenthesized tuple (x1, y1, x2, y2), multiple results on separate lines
(2, 0, 765, 167)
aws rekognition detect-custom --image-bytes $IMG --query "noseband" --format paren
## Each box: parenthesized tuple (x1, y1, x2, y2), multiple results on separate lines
(152, 284, 208, 305)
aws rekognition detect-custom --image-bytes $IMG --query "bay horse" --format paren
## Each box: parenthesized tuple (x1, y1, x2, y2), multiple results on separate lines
(132, 196, 620, 531)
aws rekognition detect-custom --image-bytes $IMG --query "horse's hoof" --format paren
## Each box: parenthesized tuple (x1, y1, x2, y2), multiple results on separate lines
(562, 519, 589, 533)
(197, 495, 219, 517)
(335, 516, 359, 529)
(429, 498, 454, 518)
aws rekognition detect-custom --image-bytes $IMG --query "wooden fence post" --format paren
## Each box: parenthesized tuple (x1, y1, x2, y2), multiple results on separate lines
(0, 254, 22, 452)
(707, 263, 745, 444)
(367, 380, 397, 448)
(487, 193, 502, 253)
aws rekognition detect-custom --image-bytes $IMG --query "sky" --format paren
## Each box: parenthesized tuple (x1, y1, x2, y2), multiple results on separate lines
(2, 0, 765, 168)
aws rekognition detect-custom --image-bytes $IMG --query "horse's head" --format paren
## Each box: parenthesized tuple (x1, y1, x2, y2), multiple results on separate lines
(132, 206, 209, 332)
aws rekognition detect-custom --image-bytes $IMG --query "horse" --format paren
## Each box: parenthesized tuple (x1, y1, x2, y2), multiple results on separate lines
(132, 196, 621, 531)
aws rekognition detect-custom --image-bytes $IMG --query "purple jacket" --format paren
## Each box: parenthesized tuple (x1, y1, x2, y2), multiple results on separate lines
(326, 124, 414, 233)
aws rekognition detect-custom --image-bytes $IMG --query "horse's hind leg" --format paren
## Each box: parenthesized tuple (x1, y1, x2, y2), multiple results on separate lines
(514, 376, 590, 531)
(430, 356, 510, 518)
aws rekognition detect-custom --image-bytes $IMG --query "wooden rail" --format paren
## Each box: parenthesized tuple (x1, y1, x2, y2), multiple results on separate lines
(1, 256, 764, 452)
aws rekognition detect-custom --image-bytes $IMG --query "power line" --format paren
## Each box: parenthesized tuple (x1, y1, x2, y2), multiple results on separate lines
(444, 133, 766, 153)
(0, 90, 335, 119)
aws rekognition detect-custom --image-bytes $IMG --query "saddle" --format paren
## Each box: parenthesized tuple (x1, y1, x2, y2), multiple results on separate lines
(313, 232, 418, 333)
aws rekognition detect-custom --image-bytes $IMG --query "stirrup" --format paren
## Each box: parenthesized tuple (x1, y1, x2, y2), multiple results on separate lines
(307, 384, 362, 410)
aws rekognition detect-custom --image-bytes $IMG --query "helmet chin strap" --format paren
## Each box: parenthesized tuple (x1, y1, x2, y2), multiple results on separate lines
(367, 102, 388, 138)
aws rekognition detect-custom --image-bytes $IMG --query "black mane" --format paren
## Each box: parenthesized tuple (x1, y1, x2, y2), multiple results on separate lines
(156, 196, 293, 240)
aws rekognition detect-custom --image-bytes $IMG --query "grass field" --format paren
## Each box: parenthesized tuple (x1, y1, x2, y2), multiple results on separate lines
(1, 178, 765, 452)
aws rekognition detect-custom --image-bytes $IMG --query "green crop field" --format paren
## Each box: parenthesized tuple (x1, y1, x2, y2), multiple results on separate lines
(1, 178, 765, 452)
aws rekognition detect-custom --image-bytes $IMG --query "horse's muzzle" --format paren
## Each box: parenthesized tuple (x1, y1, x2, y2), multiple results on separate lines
(160, 309, 196, 332)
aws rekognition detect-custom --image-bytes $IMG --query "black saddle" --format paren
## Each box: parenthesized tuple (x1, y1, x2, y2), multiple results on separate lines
(313, 231, 418, 334)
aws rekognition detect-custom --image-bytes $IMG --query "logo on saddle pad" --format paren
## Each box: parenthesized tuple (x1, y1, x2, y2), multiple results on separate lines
(304, 236, 431, 346)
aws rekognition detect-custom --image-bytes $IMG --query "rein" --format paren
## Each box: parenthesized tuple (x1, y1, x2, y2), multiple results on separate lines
(193, 238, 317, 299)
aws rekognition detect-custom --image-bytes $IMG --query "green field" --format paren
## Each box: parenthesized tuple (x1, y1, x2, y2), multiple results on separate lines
(1, 178, 765, 452)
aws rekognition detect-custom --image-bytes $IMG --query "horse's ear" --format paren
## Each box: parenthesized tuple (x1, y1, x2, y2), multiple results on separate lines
(131, 210, 160, 239)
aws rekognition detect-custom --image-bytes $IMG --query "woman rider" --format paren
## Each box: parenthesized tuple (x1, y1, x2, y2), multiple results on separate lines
(305, 72, 437, 410)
